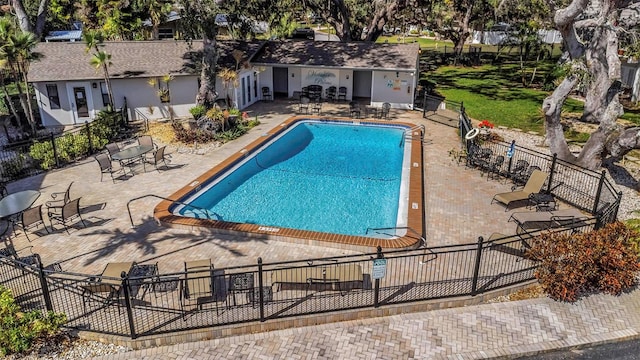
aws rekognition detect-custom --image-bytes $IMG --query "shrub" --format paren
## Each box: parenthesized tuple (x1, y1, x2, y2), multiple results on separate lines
(0, 155, 27, 179)
(189, 105, 206, 120)
(526, 222, 640, 302)
(29, 111, 115, 170)
(0, 286, 66, 356)
(171, 122, 217, 143)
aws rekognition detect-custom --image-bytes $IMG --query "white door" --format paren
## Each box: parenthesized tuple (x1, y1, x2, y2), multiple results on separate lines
(66, 82, 94, 124)
(239, 72, 254, 109)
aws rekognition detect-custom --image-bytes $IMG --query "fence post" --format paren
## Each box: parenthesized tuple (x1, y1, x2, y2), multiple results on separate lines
(35, 254, 53, 312)
(373, 246, 383, 308)
(592, 170, 606, 215)
(85, 121, 93, 155)
(547, 153, 557, 193)
(471, 236, 484, 296)
(121, 272, 137, 339)
(257, 257, 265, 322)
(50, 132, 60, 168)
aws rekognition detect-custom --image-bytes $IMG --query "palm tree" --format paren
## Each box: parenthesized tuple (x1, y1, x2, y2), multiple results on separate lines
(0, 29, 40, 134)
(0, 18, 20, 122)
(144, 0, 173, 40)
(89, 50, 115, 108)
(83, 30, 114, 108)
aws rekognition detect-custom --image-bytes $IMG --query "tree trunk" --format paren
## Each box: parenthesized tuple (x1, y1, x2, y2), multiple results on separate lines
(102, 64, 115, 109)
(0, 76, 20, 121)
(34, 0, 51, 38)
(152, 24, 159, 40)
(543, 75, 578, 162)
(196, 36, 218, 107)
(11, 0, 34, 34)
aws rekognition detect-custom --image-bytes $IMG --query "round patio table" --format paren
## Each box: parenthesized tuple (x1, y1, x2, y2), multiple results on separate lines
(111, 145, 154, 174)
(0, 190, 41, 236)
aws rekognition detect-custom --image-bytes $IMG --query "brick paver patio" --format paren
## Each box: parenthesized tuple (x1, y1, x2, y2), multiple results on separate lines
(5, 100, 515, 275)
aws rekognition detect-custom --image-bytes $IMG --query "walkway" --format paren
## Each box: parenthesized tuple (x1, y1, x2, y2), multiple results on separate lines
(95, 288, 640, 359)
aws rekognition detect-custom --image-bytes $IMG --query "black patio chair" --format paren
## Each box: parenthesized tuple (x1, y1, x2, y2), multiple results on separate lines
(349, 101, 361, 118)
(508, 159, 529, 185)
(380, 102, 391, 119)
(486, 155, 505, 180)
(325, 86, 337, 102)
(261, 87, 273, 101)
(513, 164, 540, 187)
(299, 96, 310, 114)
(337, 86, 347, 101)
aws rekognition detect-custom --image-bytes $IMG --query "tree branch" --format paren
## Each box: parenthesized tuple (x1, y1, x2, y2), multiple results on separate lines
(554, 0, 590, 27)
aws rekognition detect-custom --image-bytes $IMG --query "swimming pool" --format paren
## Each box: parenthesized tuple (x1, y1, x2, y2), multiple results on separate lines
(155, 117, 424, 249)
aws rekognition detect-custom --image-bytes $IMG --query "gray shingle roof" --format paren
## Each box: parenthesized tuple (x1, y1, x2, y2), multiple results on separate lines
(251, 41, 419, 71)
(28, 40, 264, 82)
(28, 40, 419, 83)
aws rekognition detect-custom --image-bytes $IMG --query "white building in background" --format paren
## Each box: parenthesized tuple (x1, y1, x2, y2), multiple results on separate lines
(621, 60, 640, 103)
(471, 29, 562, 46)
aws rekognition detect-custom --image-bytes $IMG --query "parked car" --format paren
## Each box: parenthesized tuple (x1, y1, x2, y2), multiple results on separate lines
(291, 27, 315, 40)
(383, 25, 402, 36)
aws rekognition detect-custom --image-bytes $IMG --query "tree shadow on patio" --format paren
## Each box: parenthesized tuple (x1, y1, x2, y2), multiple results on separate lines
(66, 216, 268, 267)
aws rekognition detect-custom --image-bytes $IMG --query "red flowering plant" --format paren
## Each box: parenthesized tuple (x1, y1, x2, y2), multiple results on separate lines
(478, 120, 494, 129)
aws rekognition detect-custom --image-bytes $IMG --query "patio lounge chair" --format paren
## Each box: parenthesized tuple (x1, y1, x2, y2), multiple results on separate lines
(509, 208, 590, 235)
(181, 259, 220, 318)
(491, 170, 548, 210)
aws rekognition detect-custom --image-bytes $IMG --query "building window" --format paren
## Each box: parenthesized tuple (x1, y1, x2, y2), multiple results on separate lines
(100, 82, 110, 106)
(158, 28, 174, 39)
(46, 84, 60, 109)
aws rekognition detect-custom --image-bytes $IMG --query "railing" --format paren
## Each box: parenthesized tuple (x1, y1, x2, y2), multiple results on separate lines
(3, 224, 584, 339)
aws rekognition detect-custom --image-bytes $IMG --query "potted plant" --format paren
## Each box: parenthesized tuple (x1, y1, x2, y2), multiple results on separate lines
(227, 108, 241, 127)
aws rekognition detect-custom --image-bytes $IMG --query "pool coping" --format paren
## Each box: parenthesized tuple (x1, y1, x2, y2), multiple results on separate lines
(154, 116, 424, 250)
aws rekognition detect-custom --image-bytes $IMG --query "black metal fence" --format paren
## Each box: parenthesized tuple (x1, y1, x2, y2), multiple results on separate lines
(0, 105, 130, 182)
(0, 101, 620, 339)
(456, 107, 621, 227)
(0, 222, 597, 339)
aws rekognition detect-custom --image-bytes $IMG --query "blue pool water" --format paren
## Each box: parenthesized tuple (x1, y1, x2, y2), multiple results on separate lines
(178, 121, 408, 236)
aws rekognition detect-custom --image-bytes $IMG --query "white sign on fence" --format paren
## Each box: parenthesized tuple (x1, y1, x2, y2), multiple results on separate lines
(372, 259, 387, 280)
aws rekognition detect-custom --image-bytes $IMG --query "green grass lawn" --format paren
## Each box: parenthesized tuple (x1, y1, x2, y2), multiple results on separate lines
(425, 64, 585, 133)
